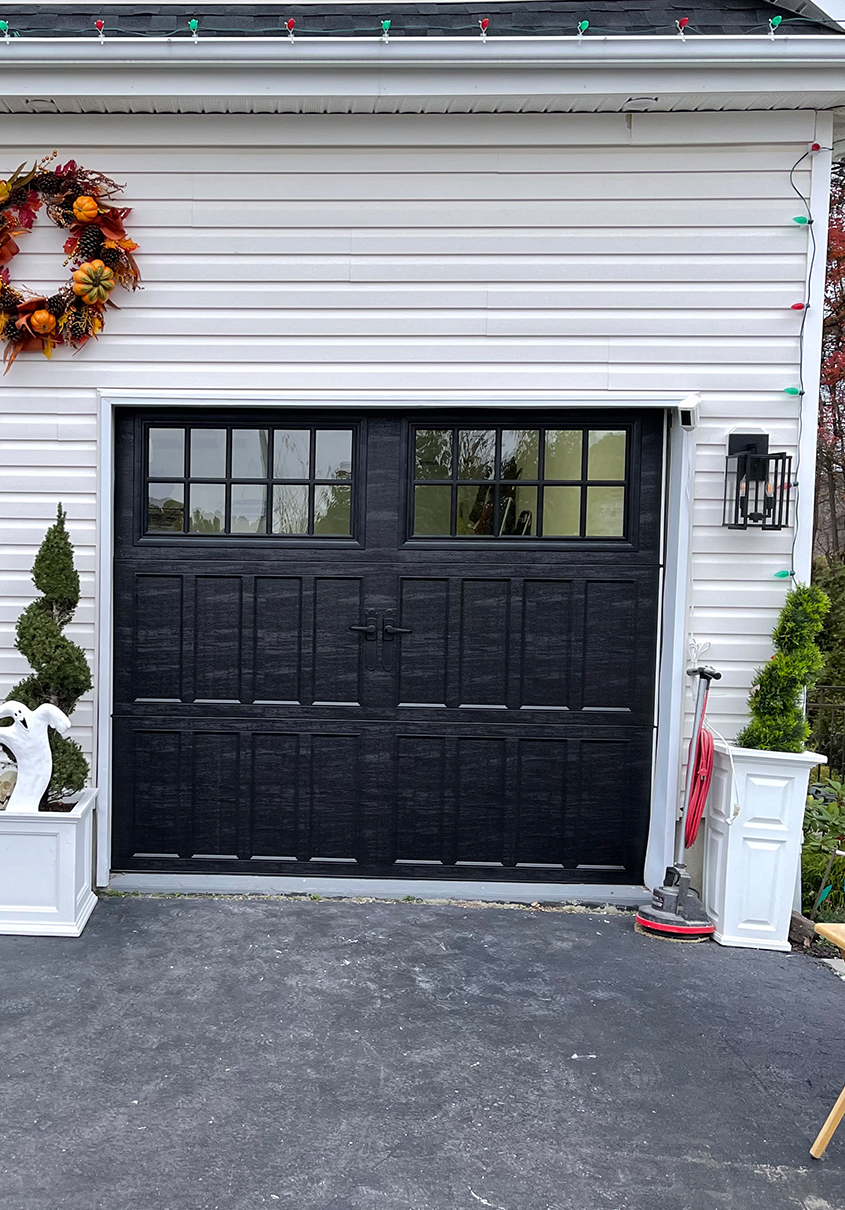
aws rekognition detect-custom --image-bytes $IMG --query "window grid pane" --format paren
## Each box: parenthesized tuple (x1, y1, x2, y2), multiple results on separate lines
(145, 424, 355, 538)
(411, 425, 628, 540)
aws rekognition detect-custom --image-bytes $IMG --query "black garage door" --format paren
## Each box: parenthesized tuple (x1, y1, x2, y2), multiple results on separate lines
(112, 409, 662, 884)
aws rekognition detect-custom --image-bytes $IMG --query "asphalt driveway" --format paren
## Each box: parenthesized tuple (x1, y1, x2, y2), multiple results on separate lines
(0, 895, 843, 1210)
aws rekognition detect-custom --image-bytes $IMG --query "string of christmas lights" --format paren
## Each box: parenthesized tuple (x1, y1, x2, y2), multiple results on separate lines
(0, 13, 834, 41)
(781, 141, 831, 579)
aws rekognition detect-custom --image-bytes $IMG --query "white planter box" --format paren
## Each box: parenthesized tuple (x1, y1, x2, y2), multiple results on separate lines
(704, 744, 823, 952)
(0, 788, 98, 937)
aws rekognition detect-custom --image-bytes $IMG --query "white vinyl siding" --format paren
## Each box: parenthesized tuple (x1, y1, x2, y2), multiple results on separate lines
(0, 109, 824, 762)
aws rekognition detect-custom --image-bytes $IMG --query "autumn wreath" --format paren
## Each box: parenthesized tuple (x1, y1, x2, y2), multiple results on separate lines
(0, 153, 140, 370)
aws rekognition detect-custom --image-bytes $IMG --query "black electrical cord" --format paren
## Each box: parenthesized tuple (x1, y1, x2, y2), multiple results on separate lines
(787, 144, 833, 580)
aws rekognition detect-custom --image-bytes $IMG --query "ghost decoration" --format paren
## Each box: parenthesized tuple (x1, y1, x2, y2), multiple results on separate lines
(0, 701, 71, 812)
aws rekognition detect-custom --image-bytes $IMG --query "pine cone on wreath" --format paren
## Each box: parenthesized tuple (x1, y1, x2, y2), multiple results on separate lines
(66, 306, 90, 342)
(46, 293, 70, 318)
(99, 246, 121, 269)
(31, 171, 62, 195)
(76, 225, 104, 260)
(57, 208, 77, 229)
(2, 318, 22, 343)
(0, 285, 20, 310)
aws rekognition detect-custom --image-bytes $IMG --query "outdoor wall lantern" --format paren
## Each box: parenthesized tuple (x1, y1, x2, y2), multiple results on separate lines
(722, 433, 792, 531)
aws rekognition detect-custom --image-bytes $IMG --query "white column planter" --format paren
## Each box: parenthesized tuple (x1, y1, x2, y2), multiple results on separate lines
(0, 788, 98, 937)
(703, 742, 824, 952)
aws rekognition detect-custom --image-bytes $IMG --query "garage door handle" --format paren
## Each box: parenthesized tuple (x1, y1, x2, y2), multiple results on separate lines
(384, 624, 411, 637)
(349, 622, 377, 638)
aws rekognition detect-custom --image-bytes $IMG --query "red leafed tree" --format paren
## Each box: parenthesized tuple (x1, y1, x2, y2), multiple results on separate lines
(817, 161, 845, 561)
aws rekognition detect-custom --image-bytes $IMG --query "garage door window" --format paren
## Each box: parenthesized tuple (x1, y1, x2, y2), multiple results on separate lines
(411, 426, 628, 538)
(146, 425, 355, 537)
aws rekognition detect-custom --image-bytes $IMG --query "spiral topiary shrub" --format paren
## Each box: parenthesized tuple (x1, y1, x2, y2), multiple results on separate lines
(736, 583, 830, 752)
(0, 505, 92, 803)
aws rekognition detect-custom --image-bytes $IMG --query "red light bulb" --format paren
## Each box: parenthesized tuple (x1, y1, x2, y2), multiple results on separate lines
(286, 17, 295, 31)
(791, 302, 807, 311)
(811, 143, 822, 152)
(480, 18, 489, 31)
(95, 19, 104, 31)
(677, 17, 689, 29)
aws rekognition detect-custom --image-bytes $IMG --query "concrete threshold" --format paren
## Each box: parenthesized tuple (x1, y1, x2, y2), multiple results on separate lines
(107, 872, 651, 906)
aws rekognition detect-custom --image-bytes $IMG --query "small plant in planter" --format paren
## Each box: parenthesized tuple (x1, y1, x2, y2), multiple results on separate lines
(703, 584, 832, 951)
(736, 583, 830, 752)
(0, 504, 91, 808)
(0, 506, 98, 937)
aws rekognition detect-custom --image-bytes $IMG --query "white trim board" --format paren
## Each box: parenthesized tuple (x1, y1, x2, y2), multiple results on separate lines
(107, 873, 652, 906)
(646, 417, 694, 890)
(99, 391, 695, 407)
(96, 389, 692, 890)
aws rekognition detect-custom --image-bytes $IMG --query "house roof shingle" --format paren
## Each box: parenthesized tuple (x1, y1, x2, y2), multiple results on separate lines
(1, 1, 841, 40)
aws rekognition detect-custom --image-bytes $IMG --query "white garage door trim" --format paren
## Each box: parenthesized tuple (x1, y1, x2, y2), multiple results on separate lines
(95, 389, 695, 895)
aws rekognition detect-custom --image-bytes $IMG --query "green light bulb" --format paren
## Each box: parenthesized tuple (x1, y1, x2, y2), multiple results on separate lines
(382, 19, 391, 31)
(783, 386, 805, 396)
(774, 570, 793, 579)
(577, 20, 589, 32)
(188, 18, 198, 31)
(792, 216, 811, 225)
(771, 14, 782, 27)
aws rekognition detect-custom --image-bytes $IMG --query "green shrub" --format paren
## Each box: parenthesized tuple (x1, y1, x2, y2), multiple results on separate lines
(814, 558, 845, 687)
(0, 505, 92, 803)
(736, 583, 830, 752)
(802, 779, 845, 918)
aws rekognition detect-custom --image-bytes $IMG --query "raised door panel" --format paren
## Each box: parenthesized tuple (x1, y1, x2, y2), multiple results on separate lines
(514, 739, 569, 868)
(575, 736, 651, 872)
(455, 737, 507, 864)
(190, 731, 241, 858)
(312, 578, 364, 706)
(132, 576, 184, 702)
(121, 728, 182, 860)
(581, 580, 636, 713)
(396, 579, 449, 706)
(392, 735, 448, 864)
(249, 732, 299, 860)
(581, 577, 655, 717)
(253, 577, 303, 705)
(308, 734, 360, 860)
(193, 577, 244, 703)
(519, 580, 574, 710)
(458, 580, 510, 708)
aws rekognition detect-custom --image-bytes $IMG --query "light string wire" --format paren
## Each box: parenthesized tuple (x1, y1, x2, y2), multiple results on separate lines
(788, 144, 832, 581)
(0, 15, 834, 39)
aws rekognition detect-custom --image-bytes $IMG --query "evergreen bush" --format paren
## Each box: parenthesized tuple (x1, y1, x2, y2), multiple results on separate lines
(0, 505, 92, 803)
(813, 559, 845, 686)
(736, 583, 830, 752)
(802, 779, 845, 919)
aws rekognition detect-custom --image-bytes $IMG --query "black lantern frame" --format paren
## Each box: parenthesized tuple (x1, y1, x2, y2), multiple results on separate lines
(722, 446, 792, 530)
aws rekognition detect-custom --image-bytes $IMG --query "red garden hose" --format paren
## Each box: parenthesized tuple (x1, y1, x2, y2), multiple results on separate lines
(684, 715, 715, 849)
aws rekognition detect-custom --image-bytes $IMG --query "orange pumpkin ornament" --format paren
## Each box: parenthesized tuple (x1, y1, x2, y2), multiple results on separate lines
(30, 309, 57, 336)
(72, 259, 115, 305)
(72, 195, 100, 223)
